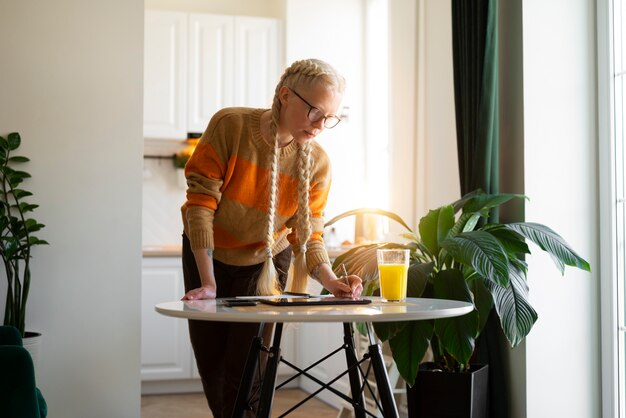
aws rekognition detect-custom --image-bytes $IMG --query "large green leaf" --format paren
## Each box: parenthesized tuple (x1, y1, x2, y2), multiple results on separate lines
(505, 222, 591, 273)
(469, 277, 494, 336)
(432, 269, 479, 368)
(419, 205, 455, 257)
(461, 193, 526, 215)
(485, 261, 538, 346)
(451, 189, 484, 213)
(387, 320, 433, 386)
(441, 231, 510, 286)
(406, 261, 433, 297)
(373, 320, 408, 342)
(447, 212, 482, 239)
(482, 225, 530, 255)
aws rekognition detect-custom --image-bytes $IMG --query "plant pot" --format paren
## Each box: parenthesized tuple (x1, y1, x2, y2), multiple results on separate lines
(406, 363, 489, 418)
(22, 332, 43, 375)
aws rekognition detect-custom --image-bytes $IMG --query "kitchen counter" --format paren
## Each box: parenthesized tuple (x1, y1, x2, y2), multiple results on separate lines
(142, 245, 182, 257)
(142, 245, 352, 259)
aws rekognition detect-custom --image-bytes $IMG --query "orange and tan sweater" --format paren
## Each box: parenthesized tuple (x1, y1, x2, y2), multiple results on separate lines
(181, 107, 332, 271)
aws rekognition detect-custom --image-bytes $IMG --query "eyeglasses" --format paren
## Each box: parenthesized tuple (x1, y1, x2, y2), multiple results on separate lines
(290, 89, 341, 129)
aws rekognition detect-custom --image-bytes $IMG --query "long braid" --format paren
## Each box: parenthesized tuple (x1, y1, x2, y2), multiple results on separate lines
(257, 58, 346, 295)
(256, 88, 283, 295)
(290, 143, 312, 293)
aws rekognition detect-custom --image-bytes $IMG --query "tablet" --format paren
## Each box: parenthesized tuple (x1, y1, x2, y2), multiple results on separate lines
(259, 297, 372, 306)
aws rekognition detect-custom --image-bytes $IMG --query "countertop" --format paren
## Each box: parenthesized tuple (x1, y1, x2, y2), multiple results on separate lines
(142, 245, 351, 259)
(142, 245, 182, 257)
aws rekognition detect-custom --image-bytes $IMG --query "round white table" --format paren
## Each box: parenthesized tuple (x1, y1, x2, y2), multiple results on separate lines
(156, 297, 473, 418)
(155, 296, 473, 323)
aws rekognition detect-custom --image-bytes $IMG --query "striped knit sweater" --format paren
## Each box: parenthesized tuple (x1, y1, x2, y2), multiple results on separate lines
(181, 107, 332, 271)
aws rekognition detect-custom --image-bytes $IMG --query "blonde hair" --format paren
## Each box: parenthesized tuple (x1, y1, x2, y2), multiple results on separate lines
(256, 59, 346, 295)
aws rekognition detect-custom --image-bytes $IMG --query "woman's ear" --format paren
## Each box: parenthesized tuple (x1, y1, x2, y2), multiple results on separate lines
(278, 85, 290, 106)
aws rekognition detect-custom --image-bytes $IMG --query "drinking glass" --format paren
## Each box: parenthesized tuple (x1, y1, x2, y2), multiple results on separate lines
(376, 249, 410, 302)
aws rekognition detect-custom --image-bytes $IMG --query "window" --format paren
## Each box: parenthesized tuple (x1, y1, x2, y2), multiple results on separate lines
(601, 0, 625, 416)
(615, 0, 626, 413)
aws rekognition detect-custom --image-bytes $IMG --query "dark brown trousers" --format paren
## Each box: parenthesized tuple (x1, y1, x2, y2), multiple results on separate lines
(182, 234, 290, 418)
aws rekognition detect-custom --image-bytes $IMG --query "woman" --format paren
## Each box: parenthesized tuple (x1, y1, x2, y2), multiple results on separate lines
(180, 58, 363, 418)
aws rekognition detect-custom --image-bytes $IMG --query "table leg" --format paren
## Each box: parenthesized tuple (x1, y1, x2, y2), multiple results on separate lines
(342, 323, 366, 418)
(256, 322, 283, 418)
(232, 323, 267, 418)
(366, 322, 399, 418)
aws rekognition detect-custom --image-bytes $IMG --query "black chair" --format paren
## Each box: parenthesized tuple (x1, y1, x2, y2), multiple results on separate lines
(0, 326, 47, 418)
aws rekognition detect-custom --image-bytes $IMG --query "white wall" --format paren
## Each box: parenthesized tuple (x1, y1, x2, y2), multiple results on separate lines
(413, 0, 459, 217)
(0, 1, 144, 417)
(522, 0, 600, 417)
(284, 0, 367, 245)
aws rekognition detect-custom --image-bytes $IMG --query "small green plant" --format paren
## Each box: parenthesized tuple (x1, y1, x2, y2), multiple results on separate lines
(327, 190, 590, 386)
(173, 151, 190, 169)
(1, 132, 48, 336)
(173, 138, 199, 169)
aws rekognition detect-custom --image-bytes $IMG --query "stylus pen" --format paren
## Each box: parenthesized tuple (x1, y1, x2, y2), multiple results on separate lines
(340, 264, 350, 286)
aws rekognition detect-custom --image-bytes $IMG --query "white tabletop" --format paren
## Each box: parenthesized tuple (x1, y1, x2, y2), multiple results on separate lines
(155, 297, 473, 323)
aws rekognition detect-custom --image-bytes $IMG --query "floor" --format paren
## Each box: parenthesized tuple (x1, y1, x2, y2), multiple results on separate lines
(141, 390, 339, 418)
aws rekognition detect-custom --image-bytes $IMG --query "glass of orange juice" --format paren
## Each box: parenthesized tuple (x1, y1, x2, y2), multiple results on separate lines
(377, 249, 410, 302)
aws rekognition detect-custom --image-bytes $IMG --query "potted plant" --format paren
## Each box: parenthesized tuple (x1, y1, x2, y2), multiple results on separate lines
(1, 132, 48, 339)
(173, 137, 199, 188)
(326, 190, 590, 416)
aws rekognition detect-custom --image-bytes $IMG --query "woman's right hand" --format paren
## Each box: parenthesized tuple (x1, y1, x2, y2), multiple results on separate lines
(184, 247, 217, 300)
(182, 285, 217, 300)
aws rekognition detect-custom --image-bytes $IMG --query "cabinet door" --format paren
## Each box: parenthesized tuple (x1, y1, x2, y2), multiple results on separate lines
(233, 17, 282, 108)
(141, 257, 192, 380)
(144, 11, 188, 139)
(187, 14, 235, 134)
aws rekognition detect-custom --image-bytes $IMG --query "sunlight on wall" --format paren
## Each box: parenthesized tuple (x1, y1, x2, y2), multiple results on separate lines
(359, 0, 390, 242)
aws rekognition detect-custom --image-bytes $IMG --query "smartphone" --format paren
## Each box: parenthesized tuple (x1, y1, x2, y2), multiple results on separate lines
(223, 299, 257, 307)
(282, 291, 310, 297)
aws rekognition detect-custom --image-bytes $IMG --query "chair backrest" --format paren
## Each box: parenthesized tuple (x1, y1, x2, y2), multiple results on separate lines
(0, 325, 47, 418)
(0, 325, 23, 346)
(0, 345, 42, 417)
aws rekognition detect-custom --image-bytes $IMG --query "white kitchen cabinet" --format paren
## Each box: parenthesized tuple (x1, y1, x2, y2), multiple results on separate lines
(141, 255, 298, 393)
(143, 11, 188, 140)
(144, 10, 283, 139)
(232, 16, 281, 110)
(187, 14, 234, 134)
(141, 257, 193, 383)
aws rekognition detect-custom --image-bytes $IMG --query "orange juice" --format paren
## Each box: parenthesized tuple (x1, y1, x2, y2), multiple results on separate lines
(378, 263, 408, 301)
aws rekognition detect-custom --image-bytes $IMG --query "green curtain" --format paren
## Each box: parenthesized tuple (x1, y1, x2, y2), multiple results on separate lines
(451, 0, 506, 417)
(452, 0, 499, 202)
